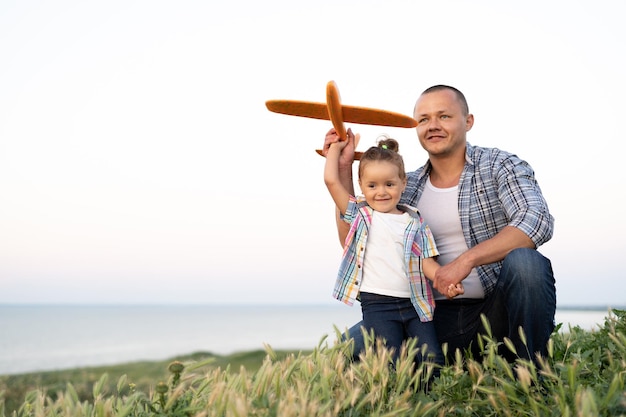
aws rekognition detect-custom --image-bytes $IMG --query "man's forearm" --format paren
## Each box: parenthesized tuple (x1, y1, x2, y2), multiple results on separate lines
(460, 226, 535, 268)
(433, 226, 535, 293)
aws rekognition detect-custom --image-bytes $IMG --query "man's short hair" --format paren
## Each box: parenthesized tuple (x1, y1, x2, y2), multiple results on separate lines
(421, 85, 469, 116)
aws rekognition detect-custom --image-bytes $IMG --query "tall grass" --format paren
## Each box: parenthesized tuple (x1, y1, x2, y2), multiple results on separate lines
(1, 310, 625, 417)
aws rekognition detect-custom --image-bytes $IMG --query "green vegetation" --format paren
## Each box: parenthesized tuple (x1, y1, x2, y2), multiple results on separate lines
(1, 310, 625, 417)
(0, 350, 293, 415)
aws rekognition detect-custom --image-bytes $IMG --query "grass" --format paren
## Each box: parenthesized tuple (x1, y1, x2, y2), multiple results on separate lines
(0, 350, 297, 415)
(1, 310, 625, 416)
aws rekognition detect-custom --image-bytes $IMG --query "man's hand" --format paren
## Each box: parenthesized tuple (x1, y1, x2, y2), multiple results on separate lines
(433, 256, 472, 298)
(323, 127, 359, 169)
(433, 226, 536, 298)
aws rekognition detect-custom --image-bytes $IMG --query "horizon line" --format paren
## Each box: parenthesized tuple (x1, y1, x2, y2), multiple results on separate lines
(0, 302, 623, 311)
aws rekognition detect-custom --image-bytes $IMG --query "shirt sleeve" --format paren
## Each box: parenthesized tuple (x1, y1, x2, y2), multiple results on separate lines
(496, 153, 555, 247)
(339, 195, 359, 224)
(419, 223, 439, 259)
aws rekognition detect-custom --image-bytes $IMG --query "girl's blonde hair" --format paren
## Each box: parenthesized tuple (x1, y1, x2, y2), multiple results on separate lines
(358, 135, 406, 180)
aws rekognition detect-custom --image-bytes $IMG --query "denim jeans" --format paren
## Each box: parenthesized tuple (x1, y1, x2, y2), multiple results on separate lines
(359, 292, 444, 366)
(346, 248, 556, 363)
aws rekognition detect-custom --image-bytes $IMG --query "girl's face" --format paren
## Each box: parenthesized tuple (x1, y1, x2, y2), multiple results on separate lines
(358, 160, 406, 214)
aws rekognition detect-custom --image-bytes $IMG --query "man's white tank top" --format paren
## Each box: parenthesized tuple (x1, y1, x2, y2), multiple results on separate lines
(417, 177, 485, 299)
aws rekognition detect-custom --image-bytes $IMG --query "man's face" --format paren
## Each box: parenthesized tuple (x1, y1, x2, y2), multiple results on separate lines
(413, 89, 473, 157)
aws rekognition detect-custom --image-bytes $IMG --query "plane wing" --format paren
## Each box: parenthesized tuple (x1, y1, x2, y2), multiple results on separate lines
(265, 100, 417, 128)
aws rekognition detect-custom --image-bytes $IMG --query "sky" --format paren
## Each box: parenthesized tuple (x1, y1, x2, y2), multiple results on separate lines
(1, 0, 624, 308)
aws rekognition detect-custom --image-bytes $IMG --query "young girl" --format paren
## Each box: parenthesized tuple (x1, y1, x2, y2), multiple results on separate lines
(324, 135, 463, 366)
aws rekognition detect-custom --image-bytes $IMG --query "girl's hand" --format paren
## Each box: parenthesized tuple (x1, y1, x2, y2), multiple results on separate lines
(446, 283, 465, 299)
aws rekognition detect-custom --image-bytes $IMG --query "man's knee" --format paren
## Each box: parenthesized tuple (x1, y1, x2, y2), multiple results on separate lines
(503, 247, 549, 269)
(501, 248, 554, 286)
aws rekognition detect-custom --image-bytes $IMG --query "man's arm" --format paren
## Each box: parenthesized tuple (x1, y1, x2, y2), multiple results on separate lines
(432, 226, 534, 294)
(432, 150, 554, 294)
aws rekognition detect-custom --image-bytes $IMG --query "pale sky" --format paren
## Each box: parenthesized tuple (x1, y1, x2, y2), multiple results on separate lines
(1, 0, 624, 307)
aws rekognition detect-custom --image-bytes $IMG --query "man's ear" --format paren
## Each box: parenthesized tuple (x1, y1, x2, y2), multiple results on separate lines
(465, 113, 475, 132)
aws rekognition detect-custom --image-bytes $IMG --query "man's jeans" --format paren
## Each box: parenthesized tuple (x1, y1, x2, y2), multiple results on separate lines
(346, 248, 556, 363)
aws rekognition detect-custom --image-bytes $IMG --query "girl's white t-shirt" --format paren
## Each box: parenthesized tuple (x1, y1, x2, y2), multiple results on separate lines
(359, 211, 412, 298)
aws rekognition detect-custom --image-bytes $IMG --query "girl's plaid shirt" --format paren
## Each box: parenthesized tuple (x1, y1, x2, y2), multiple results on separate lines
(332, 195, 439, 322)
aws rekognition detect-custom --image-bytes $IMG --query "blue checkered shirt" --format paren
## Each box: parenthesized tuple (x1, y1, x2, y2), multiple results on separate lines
(401, 143, 554, 296)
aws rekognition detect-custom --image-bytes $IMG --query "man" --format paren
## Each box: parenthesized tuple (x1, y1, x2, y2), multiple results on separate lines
(323, 85, 555, 363)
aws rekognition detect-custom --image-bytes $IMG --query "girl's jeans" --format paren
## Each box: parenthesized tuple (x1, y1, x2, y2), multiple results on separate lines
(359, 292, 444, 367)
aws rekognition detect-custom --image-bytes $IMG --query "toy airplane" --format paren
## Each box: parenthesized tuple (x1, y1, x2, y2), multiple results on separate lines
(265, 81, 417, 159)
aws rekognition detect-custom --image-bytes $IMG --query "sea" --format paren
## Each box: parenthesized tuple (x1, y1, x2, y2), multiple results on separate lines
(0, 304, 617, 376)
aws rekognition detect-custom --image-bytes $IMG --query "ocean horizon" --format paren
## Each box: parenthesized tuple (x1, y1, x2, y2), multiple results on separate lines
(0, 304, 619, 376)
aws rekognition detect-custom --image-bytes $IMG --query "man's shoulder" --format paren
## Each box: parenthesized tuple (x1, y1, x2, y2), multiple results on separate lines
(468, 142, 517, 161)
(467, 143, 537, 183)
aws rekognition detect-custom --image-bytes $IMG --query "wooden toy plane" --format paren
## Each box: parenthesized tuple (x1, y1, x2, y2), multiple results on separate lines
(265, 81, 417, 159)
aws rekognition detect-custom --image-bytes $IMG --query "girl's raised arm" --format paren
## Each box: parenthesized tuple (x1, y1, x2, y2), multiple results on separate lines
(324, 141, 351, 215)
